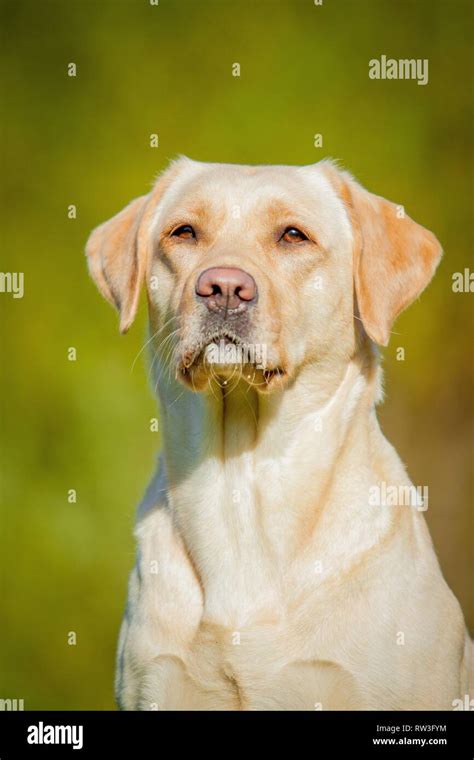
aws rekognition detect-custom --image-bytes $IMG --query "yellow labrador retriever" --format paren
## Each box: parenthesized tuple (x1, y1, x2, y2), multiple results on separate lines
(86, 158, 472, 710)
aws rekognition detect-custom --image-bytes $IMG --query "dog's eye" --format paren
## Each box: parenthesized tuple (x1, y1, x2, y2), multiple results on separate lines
(280, 227, 308, 243)
(171, 225, 195, 239)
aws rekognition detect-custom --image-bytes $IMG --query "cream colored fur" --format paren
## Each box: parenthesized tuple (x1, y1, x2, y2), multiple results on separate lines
(86, 158, 472, 710)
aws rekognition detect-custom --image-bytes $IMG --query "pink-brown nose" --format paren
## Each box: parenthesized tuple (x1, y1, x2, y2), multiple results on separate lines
(195, 267, 257, 312)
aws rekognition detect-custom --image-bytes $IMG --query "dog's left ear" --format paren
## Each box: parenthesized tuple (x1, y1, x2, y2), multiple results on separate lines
(86, 195, 150, 333)
(324, 164, 443, 346)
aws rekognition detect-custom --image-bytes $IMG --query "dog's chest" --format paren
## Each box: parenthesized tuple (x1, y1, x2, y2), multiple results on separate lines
(186, 616, 288, 700)
(152, 611, 366, 710)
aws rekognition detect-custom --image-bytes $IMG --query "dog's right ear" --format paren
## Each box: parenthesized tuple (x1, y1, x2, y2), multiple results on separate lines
(86, 157, 192, 333)
(85, 194, 150, 334)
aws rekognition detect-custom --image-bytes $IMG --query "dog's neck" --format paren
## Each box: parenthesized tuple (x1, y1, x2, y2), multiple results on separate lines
(150, 343, 395, 625)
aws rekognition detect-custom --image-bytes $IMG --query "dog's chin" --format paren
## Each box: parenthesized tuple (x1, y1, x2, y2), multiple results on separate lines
(176, 340, 287, 394)
(179, 363, 287, 394)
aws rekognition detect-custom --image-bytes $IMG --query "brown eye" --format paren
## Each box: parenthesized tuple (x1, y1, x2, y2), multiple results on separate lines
(281, 227, 308, 243)
(171, 224, 195, 239)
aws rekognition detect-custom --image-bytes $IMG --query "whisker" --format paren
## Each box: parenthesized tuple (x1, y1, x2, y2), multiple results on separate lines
(151, 328, 181, 392)
(130, 314, 178, 373)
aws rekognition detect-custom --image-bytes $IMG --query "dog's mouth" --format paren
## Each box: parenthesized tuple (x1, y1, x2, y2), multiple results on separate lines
(176, 330, 286, 392)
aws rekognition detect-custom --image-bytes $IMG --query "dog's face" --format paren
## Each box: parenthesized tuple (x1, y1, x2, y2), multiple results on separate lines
(86, 158, 442, 394)
(147, 161, 356, 392)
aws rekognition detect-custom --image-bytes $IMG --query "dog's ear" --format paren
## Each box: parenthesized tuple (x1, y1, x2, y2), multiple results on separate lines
(324, 164, 443, 346)
(86, 158, 190, 333)
(86, 195, 150, 333)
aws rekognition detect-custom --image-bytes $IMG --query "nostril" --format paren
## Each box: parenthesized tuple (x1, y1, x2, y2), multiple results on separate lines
(211, 284, 222, 296)
(236, 284, 255, 302)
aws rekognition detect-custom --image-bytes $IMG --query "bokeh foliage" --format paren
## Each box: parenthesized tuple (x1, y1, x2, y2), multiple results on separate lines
(1, 0, 472, 709)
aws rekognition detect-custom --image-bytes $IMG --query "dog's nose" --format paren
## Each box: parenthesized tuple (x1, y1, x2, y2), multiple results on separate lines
(195, 267, 257, 311)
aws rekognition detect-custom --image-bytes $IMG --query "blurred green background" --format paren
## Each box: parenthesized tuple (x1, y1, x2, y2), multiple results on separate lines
(1, 0, 472, 709)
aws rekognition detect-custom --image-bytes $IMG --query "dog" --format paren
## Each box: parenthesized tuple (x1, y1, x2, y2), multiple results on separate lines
(86, 157, 472, 710)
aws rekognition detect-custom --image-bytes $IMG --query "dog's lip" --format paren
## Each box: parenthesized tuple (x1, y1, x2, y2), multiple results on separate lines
(178, 343, 286, 384)
(177, 331, 288, 389)
(179, 331, 247, 370)
(178, 361, 286, 387)
(261, 367, 285, 380)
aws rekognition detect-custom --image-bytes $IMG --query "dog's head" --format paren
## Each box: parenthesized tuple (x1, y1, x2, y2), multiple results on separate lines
(86, 157, 442, 393)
